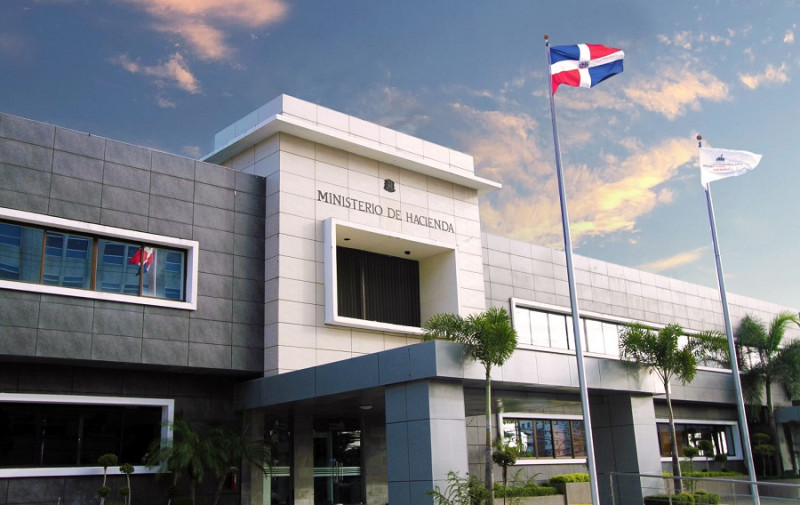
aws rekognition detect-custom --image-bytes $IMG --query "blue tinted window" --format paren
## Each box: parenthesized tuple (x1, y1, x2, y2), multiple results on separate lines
(2, 220, 186, 302)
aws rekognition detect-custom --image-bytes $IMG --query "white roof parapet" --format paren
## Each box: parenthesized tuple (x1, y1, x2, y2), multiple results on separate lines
(202, 94, 501, 195)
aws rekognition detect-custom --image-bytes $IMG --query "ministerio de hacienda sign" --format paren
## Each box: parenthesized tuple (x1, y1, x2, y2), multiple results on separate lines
(317, 190, 455, 233)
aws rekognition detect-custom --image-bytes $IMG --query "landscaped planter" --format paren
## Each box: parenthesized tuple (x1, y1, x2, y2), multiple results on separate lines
(759, 478, 800, 500)
(551, 482, 591, 504)
(502, 495, 564, 505)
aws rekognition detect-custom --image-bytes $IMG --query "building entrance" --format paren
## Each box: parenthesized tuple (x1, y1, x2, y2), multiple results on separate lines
(313, 419, 363, 505)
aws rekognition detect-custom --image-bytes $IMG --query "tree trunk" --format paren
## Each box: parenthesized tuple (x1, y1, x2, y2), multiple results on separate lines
(212, 473, 226, 505)
(665, 382, 683, 493)
(485, 369, 494, 505)
(766, 379, 783, 476)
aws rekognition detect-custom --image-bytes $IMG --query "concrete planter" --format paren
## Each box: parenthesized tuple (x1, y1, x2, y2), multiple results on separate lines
(551, 482, 591, 504)
(500, 495, 564, 505)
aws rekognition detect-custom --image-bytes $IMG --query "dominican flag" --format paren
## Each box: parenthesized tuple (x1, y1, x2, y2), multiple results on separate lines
(129, 247, 154, 273)
(550, 44, 624, 94)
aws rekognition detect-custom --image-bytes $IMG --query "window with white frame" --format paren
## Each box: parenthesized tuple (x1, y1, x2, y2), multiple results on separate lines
(324, 218, 458, 334)
(513, 305, 622, 357)
(501, 416, 587, 460)
(0, 208, 198, 310)
(0, 394, 173, 477)
(657, 422, 737, 459)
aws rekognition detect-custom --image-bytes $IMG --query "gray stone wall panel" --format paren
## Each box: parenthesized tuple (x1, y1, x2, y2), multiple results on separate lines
(196, 160, 235, 188)
(149, 194, 194, 224)
(152, 150, 195, 180)
(0, 114, 265, 373)
(50, 174, 103, 206)
(52, 150, 104, 182)
(143, 311, 190, 342)
(36, 329, 92, 359)
(0, 161, 51, 195)
(150, 172, 195, 201)
(0, 114, 55, 147)
(54, 126, 106, 159)
(103, 161, 152, 193)
(100, 207, 149, 232)
(104, 139, 152, 171)
(91, 333, 143, 362)
(0, 188, 49, 213)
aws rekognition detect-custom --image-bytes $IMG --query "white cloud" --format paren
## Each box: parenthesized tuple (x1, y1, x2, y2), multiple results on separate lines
(636, 247, 708, 273)
(452, 104, 698, 247)
(122, 0, 289, 61)
(624, 66, 729, 120)
(739, 62, 790, 89)
(784, 30, 795, 44)
(113, 52, 200, 94)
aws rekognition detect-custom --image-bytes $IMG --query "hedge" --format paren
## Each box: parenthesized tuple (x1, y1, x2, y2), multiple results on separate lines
(494, 484, 561, 497)
(643, 493, 695, 505)
(548, 473, 590, 484)
(642, 491, 721, 505)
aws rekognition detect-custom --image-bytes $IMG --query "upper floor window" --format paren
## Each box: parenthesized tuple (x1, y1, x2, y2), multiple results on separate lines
(0, 208, 198, 310)
(0, 221, 186, 301)
(513, 305, 622, 357)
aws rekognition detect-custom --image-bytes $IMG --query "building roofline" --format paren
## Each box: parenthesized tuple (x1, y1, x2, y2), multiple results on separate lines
(202, 95, 501, 195)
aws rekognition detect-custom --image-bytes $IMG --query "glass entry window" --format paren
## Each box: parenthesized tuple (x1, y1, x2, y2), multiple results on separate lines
(313, 419, 362, 505)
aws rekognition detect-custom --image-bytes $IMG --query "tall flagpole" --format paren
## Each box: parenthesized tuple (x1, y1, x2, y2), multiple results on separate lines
(545, 35, 600, 505)
(698, 135, 760, 504)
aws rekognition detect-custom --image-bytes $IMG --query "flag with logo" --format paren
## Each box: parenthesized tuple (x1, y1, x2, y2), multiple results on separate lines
(699, 147, 762, 188)
(550, 44, 624, 94)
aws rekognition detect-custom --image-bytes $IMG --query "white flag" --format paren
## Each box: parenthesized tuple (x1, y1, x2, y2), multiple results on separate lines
(699, 147, 762, 188)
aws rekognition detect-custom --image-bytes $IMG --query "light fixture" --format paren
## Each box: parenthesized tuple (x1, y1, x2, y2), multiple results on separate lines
(360, 404, 372, 410)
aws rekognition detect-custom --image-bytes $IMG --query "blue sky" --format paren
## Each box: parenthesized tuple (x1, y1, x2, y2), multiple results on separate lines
(2, 0, 798, 309)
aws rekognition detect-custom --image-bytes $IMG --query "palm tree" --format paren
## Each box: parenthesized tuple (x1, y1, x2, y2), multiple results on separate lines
(619, 323, 698, 493)
(736, 311, 800, 475)
(423, 306, 518, 505)
(146, 416, 271, 505)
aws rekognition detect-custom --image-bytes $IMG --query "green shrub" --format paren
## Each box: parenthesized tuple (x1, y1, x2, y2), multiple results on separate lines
(429, 471, 489, 505)
(693, 490, 721, 504)
(664, 470, 742, 477)
(494, 484, 560, 498)
(683, 470, 743, 477)
(548, 472, 590, 484)
(643, 493, 695, 505)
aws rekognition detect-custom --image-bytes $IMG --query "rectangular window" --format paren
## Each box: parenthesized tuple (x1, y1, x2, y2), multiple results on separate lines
(512, 305, 620, 355)
(514, 307, 532, 346)
(503, 417, 586, 459)
(529, 311, 550, 347)
(0, 222, 44, 282)
(336, 246, 420, 327)
(584, 319, 606, 353)
(657, 422, 735, 458)
(0, 219, 188, 303)
(0, 402, 163, 469)
(548, 313, 569, 349)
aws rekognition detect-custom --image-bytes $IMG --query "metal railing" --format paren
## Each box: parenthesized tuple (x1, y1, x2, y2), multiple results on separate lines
(606, 472, 800, 505)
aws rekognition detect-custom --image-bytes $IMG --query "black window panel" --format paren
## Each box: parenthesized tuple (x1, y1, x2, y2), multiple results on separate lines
(0, 403, 161, 468)
(337, 247, 420, 327)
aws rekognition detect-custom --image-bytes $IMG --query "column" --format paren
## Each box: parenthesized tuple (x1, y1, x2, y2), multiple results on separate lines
(385, 380, 469, 505)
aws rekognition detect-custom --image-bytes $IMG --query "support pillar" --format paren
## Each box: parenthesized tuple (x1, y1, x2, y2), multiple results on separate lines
(385, 381, 469, 505)
(592, 393, 663, 504)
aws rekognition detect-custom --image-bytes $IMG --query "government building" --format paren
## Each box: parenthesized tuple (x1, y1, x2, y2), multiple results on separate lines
(1, 95, 798, 505)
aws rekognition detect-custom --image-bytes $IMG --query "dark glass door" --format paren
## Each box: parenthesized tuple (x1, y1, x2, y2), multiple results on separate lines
(313, 420, 362, 505)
